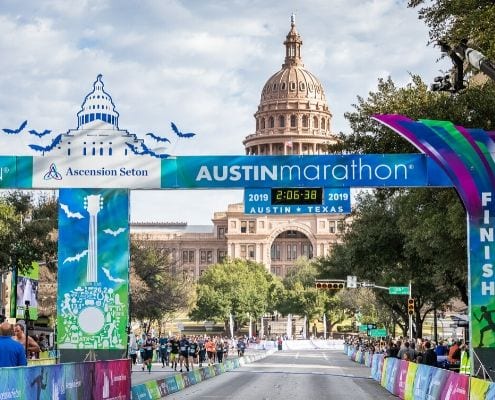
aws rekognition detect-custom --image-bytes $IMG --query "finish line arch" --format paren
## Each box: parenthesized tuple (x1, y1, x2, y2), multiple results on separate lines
(1, 76, 493, 377)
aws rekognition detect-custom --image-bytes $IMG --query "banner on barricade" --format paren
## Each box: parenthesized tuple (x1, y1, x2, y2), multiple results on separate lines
(427, 368, 451, 400)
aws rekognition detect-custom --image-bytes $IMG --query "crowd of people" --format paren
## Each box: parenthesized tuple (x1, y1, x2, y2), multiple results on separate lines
(129, 333, 248, 373)
(345, 336, 469, 372)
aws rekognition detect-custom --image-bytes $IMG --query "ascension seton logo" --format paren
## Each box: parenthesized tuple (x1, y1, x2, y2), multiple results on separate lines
(43, 163, 63, 180)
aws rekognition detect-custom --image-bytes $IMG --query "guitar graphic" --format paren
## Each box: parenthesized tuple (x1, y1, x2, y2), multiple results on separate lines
(84, 194, 103, 283)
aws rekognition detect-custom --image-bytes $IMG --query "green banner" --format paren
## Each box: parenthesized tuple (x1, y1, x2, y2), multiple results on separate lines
(370, 328, 387, 337)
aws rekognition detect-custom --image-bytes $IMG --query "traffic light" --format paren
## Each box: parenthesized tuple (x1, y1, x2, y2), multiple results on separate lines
(407, 298, 415, 315)
(315, 280, 345, 289)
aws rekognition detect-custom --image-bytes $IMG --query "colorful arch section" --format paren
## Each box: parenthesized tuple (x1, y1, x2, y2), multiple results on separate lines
(374, 114, 495, 378)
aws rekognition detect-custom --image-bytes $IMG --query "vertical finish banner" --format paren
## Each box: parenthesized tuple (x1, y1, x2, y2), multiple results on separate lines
(57, 188, 129, 350)
(375, 115, 495, 379)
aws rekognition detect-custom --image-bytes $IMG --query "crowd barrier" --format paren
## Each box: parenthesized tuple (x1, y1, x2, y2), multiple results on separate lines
(131, 349, 276, 399)
(0, 358, 131, 399)
(344, 344, 495, 399)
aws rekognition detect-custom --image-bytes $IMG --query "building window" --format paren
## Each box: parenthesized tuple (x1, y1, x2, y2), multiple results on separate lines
(281, 82, 286, 90)
(248, 244, 255, 259)
(269, 117, 274, 128)
(249, 220, 255, 233)
(200, 250, 213, 264)
(261, 118, 265, 129)
(302, 244, 313, 259)
(329, 221, 336, 233)
(241, 221, 247, 233)
(287, 244, 297, 260)
(271, 266, 281, 276)
(321, 118, 326, 129)
(182, 250, 195, 264)
(218, 226, 227, 239)
(290, 82, 296, 91)
(271, 244, 281, 260)
(290, 115, 297, 127)
(218, 250, 227, 263)
(299, 82, 306, 90)
(313, 116, 319, 129)
(240, 245, 247, 259)
(302, 115, 308, 127)
(256, 119, 259, 130)
(259, 221, 265, 229)
(319, 221, 325, 229)
(337, 220, 345, 233)
(279, 116, 285, 128)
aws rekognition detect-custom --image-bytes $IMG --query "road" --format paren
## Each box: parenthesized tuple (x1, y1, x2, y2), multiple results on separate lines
(164, 349, 395, 400)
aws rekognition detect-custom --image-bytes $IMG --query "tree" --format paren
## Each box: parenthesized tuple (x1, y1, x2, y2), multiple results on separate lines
(130, 241, 192, 333)
(408, 1, 495, 60)
(0, 191, 58, 275)
(189, 259, 277, 332)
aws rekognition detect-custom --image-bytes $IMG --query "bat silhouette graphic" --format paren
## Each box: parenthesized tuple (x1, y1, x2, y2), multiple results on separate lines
(125, 142, 147, 155)
(60, 203, 84, 219)
(102, 267, 125, 283)
(146, 132, 171, 143)
(141, 143, 170, 159)
(103, 227, 126, 236)
(28, 129, 52, 138)
(29, 134, 63, 154)
(63, 250, 88, 264)
(2, 120, 28, 134)
(171, 122, 196, 138)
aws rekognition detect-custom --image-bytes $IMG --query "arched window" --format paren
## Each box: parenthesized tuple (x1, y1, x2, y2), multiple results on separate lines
(279, 116, 285, 128)
(313, 116, 319, 129)
(302, 115, 308, 127)
(321, 118, 325, 129)
(269, 117, 274, 128)
(290, 115, 297, 127)
(256, 119, 259, 130)
(261, 118, 265, 129)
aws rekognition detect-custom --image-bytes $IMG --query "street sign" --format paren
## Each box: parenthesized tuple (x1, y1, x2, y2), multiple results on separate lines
(389, 286, 410, 295)
(369, 328, 387, 337)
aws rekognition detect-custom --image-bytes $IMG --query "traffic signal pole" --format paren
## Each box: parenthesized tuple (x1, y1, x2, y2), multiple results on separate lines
(408, 281, 413, 341)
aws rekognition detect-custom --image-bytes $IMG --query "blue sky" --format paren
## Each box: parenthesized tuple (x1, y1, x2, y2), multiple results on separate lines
(0, 0, 450, 224)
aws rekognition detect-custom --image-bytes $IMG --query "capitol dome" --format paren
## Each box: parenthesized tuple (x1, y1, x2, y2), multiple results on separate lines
(244, 16, 337, 155)
(77, 74, 120, 130)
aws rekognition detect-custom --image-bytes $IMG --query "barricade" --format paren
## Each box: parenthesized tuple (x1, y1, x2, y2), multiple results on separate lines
(0, 359, 130, 399)
(131, 349, 276, 399)
(343, 344, 495, 399)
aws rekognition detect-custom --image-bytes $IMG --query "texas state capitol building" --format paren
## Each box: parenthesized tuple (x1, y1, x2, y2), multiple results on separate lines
(131, 18, 348, 278)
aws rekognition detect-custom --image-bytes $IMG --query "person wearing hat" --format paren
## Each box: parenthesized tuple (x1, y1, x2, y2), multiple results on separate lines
(0, 322, 27, 367)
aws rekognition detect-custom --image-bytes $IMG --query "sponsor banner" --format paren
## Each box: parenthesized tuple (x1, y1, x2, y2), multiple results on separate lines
(143, 381, 160, 400)
(413, 364, 434, 400)
(384, 357, 399, 393)
(0, 156, 32, 188)
(174, 374, 185, 391)
(427, 368, 451, 400)
(57, 189, 129, 350)
(403, 361, 418, 400)
(164, 375, 179, 393)
(32, 156, 161, 188)
(370, 354, 381, 381)
(440, 372, 469, 400)
(131, 385, 150, 400)
(156, 379, 170, 397)
(469, 377, 492, 400)
(394, 360, 409, 398)
(162, 154, 437, 189)
(182, 372, 192, 388)
(93, 360, 131, 399)
(64, 361, 95, 399)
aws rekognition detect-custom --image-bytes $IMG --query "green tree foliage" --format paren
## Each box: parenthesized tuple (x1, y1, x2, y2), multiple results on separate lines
(130, 241, 192, 332)
(408, 0, 495, 60)
(0, 191, 58, 275)
(189, 259, 278, 330)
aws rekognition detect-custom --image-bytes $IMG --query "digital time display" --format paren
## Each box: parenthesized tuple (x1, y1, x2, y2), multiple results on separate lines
(271, 187, 323, 205)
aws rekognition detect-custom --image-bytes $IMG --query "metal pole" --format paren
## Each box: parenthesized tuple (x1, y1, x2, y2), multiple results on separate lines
(24, 300, 30, 358)
(408, 281, 413, 341)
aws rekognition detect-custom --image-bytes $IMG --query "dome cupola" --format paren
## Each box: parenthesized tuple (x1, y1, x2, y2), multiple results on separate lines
(77, 74, 119, 130)
(244, 16, 337, 156)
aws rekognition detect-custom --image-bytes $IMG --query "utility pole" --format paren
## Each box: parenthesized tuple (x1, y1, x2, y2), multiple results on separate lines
(408, 281, 413, 341)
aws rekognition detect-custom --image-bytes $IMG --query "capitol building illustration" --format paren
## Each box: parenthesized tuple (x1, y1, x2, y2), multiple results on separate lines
(131, 18, 349, 278)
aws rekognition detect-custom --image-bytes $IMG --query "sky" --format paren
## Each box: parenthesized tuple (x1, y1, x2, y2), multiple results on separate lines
(0, 0, 450, 224)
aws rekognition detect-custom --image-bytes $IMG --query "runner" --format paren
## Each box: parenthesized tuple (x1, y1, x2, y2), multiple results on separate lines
(158, 335, 168, 368)
(198, 336, 206, 367)
(169, 336, 179, 371)
(141, 333, 155, 373)
(188, 336, 199, 370)
(205, 337, 216, 365)
(178, 334, 190, 372)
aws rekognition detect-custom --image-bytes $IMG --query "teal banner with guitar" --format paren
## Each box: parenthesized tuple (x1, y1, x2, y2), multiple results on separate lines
(56, 189, 129, 352)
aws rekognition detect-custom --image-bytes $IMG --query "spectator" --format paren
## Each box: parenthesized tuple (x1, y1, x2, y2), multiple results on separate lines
(0, 322, 27, 367)
(397, 341, 411, 360)
(435, 340, 448, 356)
(422, 341, 437, 366)
(447, 340, 462, 365)
(12, 323, 40, 358)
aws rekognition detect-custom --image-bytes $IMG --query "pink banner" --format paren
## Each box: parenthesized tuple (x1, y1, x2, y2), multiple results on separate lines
(394, 360, 409, 399)
(93, 359, 131, 399)
(441, 372, 469, 400)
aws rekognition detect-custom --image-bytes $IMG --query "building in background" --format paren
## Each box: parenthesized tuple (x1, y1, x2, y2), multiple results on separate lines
(131, 17, 348, 278)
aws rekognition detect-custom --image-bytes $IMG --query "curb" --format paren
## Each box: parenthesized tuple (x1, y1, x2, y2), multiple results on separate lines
(131, 350, 276, 399)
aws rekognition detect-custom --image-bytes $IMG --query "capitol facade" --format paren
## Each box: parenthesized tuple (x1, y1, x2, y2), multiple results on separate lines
(131, 18, 348, 278)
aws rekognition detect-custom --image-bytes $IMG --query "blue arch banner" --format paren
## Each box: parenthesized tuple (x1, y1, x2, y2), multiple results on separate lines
(0, 154, 451, 189)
